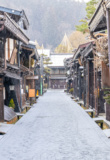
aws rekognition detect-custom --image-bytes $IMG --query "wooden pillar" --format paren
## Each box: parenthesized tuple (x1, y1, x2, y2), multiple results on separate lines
(94, 54, 96, 115)
(86, 60, 89, 108)
(15, 80, 21, 111)
(88, 60, 90, 107)
(79, 69, 81, 99)
(106, 9, 110, 74)
(0, 76, 4, 121)
(94, 54, 98, 116)
(76, 64, 78, 97)
(4, 38, 7, 70)
(84, 61, 86, 107)
(30, 79, 35, 89)
(17, 41, 20, 68)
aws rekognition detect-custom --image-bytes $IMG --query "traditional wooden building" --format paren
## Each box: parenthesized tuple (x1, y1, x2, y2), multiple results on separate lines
(64, 57, 73, 92)
(20, 42, 39, 107)
(0, 7, 29, 121)
(88, 0, 110, 120)
(49, 53, 73, 89)
(49, 66, 66, 89)
(65, 41, 105, 116)
(72, 43, 91, 101)
(64, 0, 110, 120)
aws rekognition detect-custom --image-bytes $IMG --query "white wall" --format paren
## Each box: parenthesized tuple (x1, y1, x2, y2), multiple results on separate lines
(5, 38, 14, 61)
(49, 54, 73, 67)
(37, 49, 50, 57)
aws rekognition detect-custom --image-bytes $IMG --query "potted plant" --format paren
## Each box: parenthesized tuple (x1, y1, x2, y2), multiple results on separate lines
(69, 88, 74, 95)
(9, 99, 15, 110)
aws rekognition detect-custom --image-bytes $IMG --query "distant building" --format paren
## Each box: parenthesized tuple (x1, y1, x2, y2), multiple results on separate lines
(49, 53, 73, 89)
(37, 49, 50, 57)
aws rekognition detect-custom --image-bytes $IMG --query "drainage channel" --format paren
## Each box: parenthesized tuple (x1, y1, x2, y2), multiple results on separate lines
(70, 95, 110, 138)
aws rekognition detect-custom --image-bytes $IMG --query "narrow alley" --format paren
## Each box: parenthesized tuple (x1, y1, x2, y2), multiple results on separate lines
(0, 90, 110, 160)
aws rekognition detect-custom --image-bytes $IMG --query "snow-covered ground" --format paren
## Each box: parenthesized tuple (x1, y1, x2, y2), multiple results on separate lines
(0, 90, 110, 160)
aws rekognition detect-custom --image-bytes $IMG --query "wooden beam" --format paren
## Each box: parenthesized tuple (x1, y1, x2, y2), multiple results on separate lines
(21, 46, 33, 51)
(10, 48, 17, 65)
(8, 38, 10, 60)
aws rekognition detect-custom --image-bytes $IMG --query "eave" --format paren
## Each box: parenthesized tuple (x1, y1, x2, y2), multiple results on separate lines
(73, 42, 92, 60)
(1, 13, 29, 44)
(0, 6, 29, 30)
(88, 0, 110, 32)
(21, 44, 38, 60)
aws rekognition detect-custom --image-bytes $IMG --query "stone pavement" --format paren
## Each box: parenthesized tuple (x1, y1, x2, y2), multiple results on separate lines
(0, 90, 110, 160)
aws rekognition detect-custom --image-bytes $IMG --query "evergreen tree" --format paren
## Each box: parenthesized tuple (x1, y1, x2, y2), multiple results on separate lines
(76, 0, 99, 33)
(0, 0, 86, 48)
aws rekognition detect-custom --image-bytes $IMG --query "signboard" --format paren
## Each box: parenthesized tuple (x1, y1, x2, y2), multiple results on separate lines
(29, 89, 35, 98)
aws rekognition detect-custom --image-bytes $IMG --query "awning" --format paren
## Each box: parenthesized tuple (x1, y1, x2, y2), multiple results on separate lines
(4, 71, 21, 80)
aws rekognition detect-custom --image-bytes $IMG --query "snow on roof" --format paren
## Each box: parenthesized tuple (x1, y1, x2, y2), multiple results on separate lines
(49, 53, 73, 67)
(29, 41, 36, 46)
(37, 49, 51, 57)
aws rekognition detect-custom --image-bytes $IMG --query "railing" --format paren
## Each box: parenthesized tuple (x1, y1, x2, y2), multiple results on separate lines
(4, 13, 29, 44)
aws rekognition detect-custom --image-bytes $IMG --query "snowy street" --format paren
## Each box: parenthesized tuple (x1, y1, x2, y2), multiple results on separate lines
(0, 90, 110, 160)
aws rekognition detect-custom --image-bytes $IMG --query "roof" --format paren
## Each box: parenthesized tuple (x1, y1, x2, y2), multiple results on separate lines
(4, 105, 17, 122)
(0, 13, 29, 44)
(22, 43, 36, 50)
(64, 57, 73, 69)
(88, 0, 108, 32)
(21, 43, 39, 60)
(49, 53, 73, 67)
(0, 6, 29, 30)
(83, 42, 94, 58)
(64, 57, 73, 61)
(73, 42, 93, 60)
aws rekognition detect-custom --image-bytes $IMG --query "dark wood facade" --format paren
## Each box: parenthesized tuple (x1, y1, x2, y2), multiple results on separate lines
(50, 79, 66, 89)
(0, 7, 29, 121)
(88, 0, 110, 119)
(64, 41, 105, 117)
(20, 43, 39, 105)
(49, 67, 66, 89)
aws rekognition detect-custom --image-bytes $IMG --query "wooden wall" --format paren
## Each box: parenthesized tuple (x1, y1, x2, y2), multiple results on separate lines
(0, 77, 4, 121)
